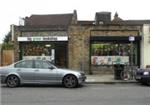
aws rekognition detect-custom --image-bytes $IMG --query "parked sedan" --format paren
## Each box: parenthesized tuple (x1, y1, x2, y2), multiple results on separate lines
(135, 68, 150, 85)
(0, 60, 86, 88)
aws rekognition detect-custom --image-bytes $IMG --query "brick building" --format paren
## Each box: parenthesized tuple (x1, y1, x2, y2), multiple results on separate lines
(12, 10, 150, 74)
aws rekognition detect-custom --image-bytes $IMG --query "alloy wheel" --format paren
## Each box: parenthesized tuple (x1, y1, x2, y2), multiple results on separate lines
(63, 75, 78, 88)
(6, 75, 20, 88)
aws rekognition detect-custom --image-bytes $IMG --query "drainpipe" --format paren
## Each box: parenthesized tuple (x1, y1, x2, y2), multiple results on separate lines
(11, 24, 14, 63)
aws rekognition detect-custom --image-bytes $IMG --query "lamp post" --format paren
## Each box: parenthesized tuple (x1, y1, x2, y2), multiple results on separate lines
(129, 36, 135, 79)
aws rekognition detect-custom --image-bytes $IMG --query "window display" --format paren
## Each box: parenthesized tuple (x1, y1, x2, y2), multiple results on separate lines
(22, 43, 52, 56)
(20, 42, 68, 68)
(91, 43, 130, 56)
(91, 42, 137, 65)
(21, 43, 54, 61)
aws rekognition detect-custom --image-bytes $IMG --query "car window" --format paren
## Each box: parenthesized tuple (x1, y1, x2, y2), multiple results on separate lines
(35, 61, 51, 69)
(35, 61, 43, 68)
(15, 60, 33, 68)
(47, 61, 57, 69)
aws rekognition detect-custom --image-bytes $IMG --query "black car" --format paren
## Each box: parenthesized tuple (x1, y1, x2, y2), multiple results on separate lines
(135, 68, 150, 85)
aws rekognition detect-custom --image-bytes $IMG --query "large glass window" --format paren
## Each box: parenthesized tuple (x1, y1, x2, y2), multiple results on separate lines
(91, 43, 131, 56)
(91, 42, 137, 65)
(20, 42, 68, 68)
(22, 43, 53, 56)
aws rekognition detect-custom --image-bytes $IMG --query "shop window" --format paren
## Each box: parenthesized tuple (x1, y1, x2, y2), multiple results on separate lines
(91, 43, 131, 56)
(22, 43, 52, 56)
(21, 43, 54, 61)
(20, 42, 68, 68)
(91, 42, 133, 65)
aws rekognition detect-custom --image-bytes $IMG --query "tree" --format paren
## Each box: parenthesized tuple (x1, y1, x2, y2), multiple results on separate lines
(2, 31, 14, 50)
(3, 31, 11, 43)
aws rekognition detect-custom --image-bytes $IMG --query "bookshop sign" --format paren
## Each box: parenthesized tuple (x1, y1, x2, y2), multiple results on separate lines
(18, 36, 68, 42)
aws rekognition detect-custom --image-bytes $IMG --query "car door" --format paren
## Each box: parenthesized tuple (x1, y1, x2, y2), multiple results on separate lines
(34, 60, 60, 83)
(14, 60, 36, 83)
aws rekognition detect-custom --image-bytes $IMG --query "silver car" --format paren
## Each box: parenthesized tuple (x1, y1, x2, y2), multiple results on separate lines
(0, 60, 86, 88)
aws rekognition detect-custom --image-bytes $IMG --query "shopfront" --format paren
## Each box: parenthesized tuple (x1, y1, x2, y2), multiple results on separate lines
(18, 36, 68, 68)
(90, 36, 141, 70)
(12, 11, 147, 74)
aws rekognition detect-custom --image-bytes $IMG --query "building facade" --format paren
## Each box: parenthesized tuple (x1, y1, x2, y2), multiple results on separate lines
(68, 13, 141, 74)
(12, 11, 150, 74)
(141, 24, 150, 68)
(13, 10, 77, 69)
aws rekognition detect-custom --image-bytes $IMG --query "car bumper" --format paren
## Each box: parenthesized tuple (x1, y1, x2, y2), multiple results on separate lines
(0, 75, 6, 83)
(78, 76, 86, 84)
(135, 75, 150, 83)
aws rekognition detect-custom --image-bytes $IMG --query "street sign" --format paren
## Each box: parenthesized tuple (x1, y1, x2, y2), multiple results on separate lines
(129, 36, 135, 42)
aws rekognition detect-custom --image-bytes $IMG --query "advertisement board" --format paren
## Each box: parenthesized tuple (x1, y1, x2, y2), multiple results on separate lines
(91, 56, 129, 65)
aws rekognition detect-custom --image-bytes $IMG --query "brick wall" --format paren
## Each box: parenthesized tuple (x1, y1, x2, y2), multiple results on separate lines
(68, 25, 141, 74)
(13, 24, 141, 74)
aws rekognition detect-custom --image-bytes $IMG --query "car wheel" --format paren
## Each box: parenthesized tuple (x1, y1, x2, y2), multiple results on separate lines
(6, 75, 20, 88)
(63, 75, 78, 88)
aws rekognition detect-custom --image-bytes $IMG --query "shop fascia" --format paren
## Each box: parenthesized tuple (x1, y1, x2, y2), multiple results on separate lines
(17, 36, 68, 42)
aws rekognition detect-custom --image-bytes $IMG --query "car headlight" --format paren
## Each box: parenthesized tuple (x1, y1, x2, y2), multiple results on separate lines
(79, 72, 85, 76)
(143, 72, 149, 75)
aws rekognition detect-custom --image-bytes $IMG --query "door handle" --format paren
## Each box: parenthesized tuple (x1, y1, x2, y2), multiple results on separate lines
(34, 70, 39, 72)
(17, 69, 21, 71)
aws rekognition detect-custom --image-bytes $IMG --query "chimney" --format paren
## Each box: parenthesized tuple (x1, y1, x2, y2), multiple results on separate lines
(71, 9, 78, 24)
(19, 17, 25, 26)
(95, 12, 111, 25)
(11, 24, 14, 41)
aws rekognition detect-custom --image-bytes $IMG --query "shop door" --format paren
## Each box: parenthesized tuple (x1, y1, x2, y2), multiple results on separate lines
(55, 43, 67, 68)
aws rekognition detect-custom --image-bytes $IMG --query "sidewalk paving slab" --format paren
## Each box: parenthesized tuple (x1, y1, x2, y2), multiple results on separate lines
(85, 74, 137, 84)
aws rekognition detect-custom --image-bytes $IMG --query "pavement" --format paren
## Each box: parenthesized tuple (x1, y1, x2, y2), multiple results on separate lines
(85, 74, 137, 84)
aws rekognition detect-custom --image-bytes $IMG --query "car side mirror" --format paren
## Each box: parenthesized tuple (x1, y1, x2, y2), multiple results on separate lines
(48, 66, 54, 70)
